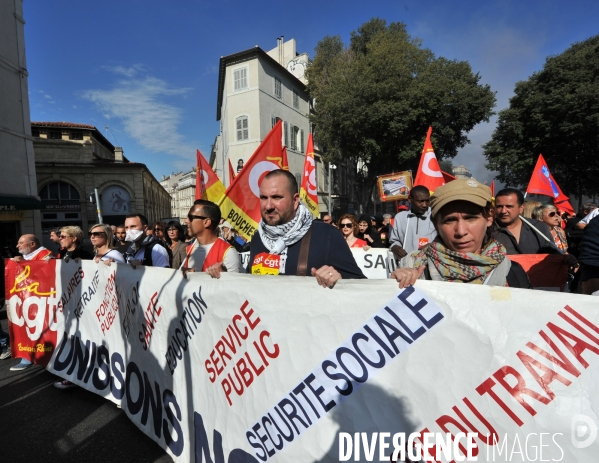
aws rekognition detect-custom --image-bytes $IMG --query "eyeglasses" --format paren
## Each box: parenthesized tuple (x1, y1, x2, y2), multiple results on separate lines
(188, 214, 208, 222)
(340, 223, 353, 228)
(89, 231, 106, 237)
(154, 228, 164, 232)
(59, 235, 70, 239)
(547, 211, 557, 217)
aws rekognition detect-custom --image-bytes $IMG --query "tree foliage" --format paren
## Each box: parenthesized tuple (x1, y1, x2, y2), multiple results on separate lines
(484, 35, 599, 198)
(307, 18, 495, 185)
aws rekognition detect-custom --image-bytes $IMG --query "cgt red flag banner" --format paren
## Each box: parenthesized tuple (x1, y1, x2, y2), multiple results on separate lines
(508, 254, 569, 292)
(195, 149, 225, 202)
(4, 260, 59, 366)
(218, 121, 288, 240)
(228, 159, 236, 185)
(414, 127, 445, 192)
(526, 154, 574, 214)
(299, 133, 319, 218)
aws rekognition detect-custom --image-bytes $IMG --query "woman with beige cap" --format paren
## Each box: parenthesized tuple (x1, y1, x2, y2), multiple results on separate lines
(391, 179, 529, 288)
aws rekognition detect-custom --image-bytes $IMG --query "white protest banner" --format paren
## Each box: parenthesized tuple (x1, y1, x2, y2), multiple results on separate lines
(239, 249, 398, 279)
(6, 259, 599, 462)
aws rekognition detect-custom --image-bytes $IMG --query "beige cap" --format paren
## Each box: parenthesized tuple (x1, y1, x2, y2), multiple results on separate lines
(430, 179, 492, 218)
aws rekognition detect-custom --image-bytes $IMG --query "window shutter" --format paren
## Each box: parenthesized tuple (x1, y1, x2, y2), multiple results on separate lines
(300, 129, 304, 153)
(236, 118, 242, 140)
(284, 121, 288, 147)
(242, 117, 248, 140)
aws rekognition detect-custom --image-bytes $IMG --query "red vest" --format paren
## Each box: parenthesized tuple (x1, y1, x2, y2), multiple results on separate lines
(30, 248, 53, 261)
(184, 238, 232, 271)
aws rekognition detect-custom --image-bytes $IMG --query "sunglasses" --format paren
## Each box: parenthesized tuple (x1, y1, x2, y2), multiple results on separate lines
(547, 211, 557, 217)
(188, 214, 208, 222)
(323, 219, 332, 223)
(340, 223, 353, 228)
(154, 228, 164, 232)
(89, 231, 106, 237)
(59, 235, 70, 239)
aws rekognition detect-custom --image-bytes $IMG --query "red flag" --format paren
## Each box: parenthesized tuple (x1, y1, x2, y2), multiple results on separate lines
(441, 170, 456, 183)
(218, 121, 288, 240)
(228, 159, 236, 184)
(299, 133, 319, 217)
(508, 254, 568, 291)
(195, 149, 225, 202)
(490, 181, 495, 198)
(526, 154, 574, 214)
(414, 127, 445, 192)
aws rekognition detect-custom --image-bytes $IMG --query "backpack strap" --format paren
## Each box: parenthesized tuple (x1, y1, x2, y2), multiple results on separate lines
(296, 226, 313, 277)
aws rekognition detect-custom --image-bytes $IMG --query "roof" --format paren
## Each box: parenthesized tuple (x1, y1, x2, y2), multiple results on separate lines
(31, 121, 115, 153)
(216, 46, 307, 121)
(32, 121, 97, 130)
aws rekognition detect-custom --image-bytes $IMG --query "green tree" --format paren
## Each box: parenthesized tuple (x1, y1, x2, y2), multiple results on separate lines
(484, 35, 599, 200)
(307, 18, 495, 190)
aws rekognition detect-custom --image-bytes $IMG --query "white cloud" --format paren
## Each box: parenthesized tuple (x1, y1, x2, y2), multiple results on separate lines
(82, 76, 195, 160)
(100, 64, 146, 77)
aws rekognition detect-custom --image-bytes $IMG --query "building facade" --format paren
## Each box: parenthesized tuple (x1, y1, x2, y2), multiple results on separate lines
(160, 170, 196, 223)
(0, 0, 43, 250)
(212, 38, 330, 216)
(32, 122, 171, 248)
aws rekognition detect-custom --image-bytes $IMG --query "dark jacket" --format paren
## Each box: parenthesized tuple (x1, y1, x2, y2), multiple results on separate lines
(59, 245, 93, 260)
(579, 216, 599, 268)
(247, 221, 365, 278)
(491, 218, 557, 255)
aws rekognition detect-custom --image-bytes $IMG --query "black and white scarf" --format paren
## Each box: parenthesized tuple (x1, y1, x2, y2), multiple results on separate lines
(258, 203, 313, 273)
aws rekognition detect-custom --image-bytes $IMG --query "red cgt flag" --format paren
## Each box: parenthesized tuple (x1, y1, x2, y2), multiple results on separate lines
(218, 121, 288, 240)
(526, 154, 574, 214)
(299, 133, 319, 218)
(228, 159, 236, 185)
(414, 127, 445, 192)
(195, 149, 225, 202)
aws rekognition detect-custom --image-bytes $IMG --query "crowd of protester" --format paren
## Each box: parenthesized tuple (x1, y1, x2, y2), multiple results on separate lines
(2, 170, 599, 381)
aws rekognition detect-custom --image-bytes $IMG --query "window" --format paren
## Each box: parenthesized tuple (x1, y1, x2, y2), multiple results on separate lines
(236, 116, 249, 141)
(300, 129, 304, 153)
(39, 181, 80, 205)
(233, 67, 248, 91)
(271, 116, 281, 128)
(49, 131, 61, 139)
(283, 121, 288, 147)
(293, 90, 299, 109)
(31, 129, 40, 137)
(290, 126, 299, 151)
(69, 131, 83, 140)
(295, 173, 302, 188)
(274, 76, 282, 99)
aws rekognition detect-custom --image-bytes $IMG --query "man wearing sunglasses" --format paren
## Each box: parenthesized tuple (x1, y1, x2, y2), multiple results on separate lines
(123, 214, 170, 267)
(248, 170, 364, 287)
(492, 188, 558, 254)
(181, 200, 239, 277)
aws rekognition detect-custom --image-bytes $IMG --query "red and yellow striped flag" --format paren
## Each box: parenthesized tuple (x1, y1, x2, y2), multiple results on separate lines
(195, 149, 225, 203)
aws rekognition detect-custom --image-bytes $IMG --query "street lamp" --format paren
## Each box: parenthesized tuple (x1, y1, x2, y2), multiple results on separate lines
(328, 162, 337, 215)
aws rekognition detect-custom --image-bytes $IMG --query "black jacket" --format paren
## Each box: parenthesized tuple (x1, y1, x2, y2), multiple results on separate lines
(247, 221, 365, 278)
(491, 218, 557, 255)
(59, 245, 93, 260)
(579, 216, 599, 268)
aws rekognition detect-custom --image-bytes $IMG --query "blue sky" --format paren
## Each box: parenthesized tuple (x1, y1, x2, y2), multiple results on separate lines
(24, 0, 599, 183)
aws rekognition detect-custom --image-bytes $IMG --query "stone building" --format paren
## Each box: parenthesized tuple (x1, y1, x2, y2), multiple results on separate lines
(32, 122, 171, 248)
(160, 170, 196, 223)
(453, 164, 474, 180)
(0, 0, 42, 250)
(211, 38, 329, 216)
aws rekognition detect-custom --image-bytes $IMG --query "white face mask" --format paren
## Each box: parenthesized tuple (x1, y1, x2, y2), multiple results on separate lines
(125, 229, 144, 242)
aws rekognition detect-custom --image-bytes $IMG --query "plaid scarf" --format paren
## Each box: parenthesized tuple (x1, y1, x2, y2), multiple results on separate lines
(413, 239, 507, 284)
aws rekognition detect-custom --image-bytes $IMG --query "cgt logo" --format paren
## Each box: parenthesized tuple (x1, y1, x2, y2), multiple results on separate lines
(571, 414, 597, 449)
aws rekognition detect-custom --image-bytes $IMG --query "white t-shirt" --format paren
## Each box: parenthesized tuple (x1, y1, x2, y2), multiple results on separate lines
(581, 208, 599, 225)
(182, 239, 239, 273)
(97, 249, 125, 264)
(130, 243, 170, 268)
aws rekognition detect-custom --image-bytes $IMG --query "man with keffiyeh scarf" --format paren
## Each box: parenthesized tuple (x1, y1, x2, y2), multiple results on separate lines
(246, 170, 365, 287)
(392, 179, 530, 289)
